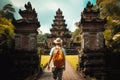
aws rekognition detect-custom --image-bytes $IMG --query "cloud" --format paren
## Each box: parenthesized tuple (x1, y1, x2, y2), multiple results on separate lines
(45, 2, 59, 11)
(39, 24, 51, 33)
(10, 0, 26, 8)
(9, 0, 96, 33)
(34, 0, 84, 33)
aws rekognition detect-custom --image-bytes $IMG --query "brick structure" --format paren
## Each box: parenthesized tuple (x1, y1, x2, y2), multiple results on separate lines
(12, 2, 40, 79)
(47, 8, 71, 49)
(78, 1, 106, 79)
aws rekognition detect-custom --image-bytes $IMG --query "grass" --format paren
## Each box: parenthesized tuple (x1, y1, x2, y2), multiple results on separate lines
(40, 55, 78, 70)
(40, 55, 50, 68)
(66, 55, 78, 70)
(40, 55, 97, 80)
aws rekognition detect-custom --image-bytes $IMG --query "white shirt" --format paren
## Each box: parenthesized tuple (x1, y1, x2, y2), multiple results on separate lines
(50, 46, 66, 55)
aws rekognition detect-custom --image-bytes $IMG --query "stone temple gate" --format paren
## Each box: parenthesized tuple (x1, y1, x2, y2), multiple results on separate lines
(78, 1, 106, 80)
(11, 1, 108, 80)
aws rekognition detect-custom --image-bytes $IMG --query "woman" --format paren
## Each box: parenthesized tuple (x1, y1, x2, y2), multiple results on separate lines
(47, 37, 66, 80)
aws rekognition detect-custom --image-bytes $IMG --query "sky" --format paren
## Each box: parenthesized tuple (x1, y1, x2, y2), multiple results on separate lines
(0, 0, 96, 34)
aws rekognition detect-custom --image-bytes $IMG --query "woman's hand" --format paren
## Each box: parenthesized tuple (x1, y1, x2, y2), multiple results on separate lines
(63, 66, 65, 71)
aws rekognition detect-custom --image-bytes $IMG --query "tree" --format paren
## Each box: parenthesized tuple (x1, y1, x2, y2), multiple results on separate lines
(103, 18, 120, 53)
(97, 0, 120, 53)
(0, 17, 15, 80)
(37, 33, 48, 42)
(97, 0, 120, 19)
(0, 4, 15, 54)
(0, 4, 15, 20)
(71, 22, 81, 44)
(0, 17, 15, 54)
(72, 28, 80, 39)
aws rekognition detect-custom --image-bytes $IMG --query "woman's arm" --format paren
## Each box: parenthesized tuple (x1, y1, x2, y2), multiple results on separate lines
(47, 55, 53, 70)
(47, 47, 54, 70)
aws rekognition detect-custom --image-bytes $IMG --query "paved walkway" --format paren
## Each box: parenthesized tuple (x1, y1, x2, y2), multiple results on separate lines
(37, 61, 86, 80)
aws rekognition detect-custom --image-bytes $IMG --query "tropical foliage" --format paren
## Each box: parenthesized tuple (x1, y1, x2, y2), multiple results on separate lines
(0, 17, 15, 53)
(97, 0, 120, 53)
(71, 22, 81, 43)
(37, 33, 48, 42)
(97, 0, 120, 19)
(0, 4, 15, 20)
(0, 4, 15, 54)
(103, 19, 120, 52)
(0, 17, 14, 37)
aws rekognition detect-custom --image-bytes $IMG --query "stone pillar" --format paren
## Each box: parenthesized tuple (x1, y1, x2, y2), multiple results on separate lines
(12, 2, 40, 80)
(78, 1, 106, 80)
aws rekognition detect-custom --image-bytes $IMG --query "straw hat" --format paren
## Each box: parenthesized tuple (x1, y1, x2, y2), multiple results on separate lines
(53, 38, 63, 44)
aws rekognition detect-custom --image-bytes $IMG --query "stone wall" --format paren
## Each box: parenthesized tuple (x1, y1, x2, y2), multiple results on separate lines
(78, 49, 106, 80)
(12, 50, 40, 80)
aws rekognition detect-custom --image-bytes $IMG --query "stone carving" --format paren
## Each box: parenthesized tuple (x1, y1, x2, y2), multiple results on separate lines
(97, 32, 104, 49)
(84, 32, 89, 49)
(15, 35, 22, 49)
(29, 34, 37, 51)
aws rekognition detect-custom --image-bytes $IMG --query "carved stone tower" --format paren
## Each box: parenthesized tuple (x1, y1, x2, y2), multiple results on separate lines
(78, 1, 106, 79)
(47, 8, 71, 48)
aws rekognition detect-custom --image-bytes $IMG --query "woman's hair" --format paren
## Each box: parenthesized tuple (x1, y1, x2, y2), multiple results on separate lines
(56, 43, 62, 47)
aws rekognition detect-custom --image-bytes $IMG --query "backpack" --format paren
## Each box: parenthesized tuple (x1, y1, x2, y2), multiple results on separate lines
(53, 47, 65, 67)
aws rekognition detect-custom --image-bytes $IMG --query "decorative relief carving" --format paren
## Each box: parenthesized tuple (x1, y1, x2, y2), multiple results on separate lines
(15, 34, 22, 49)
(29, 34, 37, 51)
(89, 35, 97, 50)
(84, 32, 89, 49)
(97, 32, 104, 49)
(81, 34, 84, 49)
(22, 35, 29, 50)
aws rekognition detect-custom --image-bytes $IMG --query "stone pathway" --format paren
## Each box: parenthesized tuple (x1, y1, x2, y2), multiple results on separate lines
(37, 61, 86, 80)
